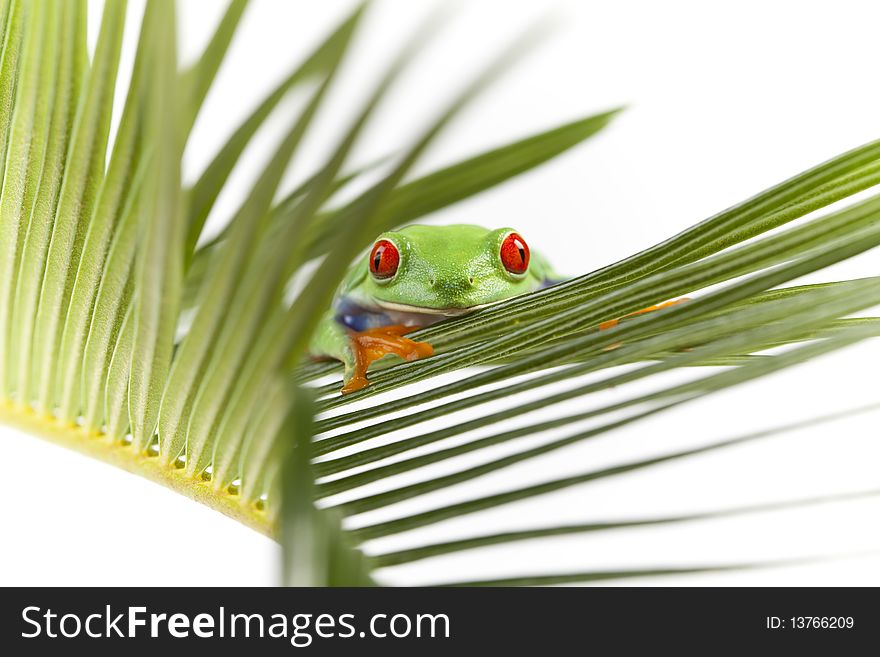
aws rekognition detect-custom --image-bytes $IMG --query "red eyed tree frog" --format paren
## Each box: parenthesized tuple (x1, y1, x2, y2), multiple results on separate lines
(309, 224, 558, 393)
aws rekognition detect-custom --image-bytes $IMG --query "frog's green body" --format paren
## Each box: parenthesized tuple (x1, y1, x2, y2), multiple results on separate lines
(309, 224, 557, 390)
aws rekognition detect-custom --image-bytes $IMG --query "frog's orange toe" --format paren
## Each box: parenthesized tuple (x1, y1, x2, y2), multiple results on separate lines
(340, 325, 434, 394)
(340, 372, 370, 395)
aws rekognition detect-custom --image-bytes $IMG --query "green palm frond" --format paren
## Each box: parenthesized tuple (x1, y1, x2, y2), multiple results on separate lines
(0, 0, 877, 587)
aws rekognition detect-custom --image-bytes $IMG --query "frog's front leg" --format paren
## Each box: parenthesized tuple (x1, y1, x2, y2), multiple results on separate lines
(342, 325, 433, 394)
(309, 310, 433, 394)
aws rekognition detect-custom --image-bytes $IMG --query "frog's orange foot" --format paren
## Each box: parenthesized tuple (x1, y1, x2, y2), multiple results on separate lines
(599, 298, 690, 331)
(340, 325, 434, 394)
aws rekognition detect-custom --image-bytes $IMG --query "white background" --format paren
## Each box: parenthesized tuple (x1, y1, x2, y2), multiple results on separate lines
(1, 0, 879, 586)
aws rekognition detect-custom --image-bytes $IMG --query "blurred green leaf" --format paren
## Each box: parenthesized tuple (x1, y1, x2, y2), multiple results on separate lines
(179, 0, 249, 138)
(185, 3, 365, 256)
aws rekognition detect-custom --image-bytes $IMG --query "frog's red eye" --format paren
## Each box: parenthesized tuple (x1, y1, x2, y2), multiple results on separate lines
(369, 239, 399, 279)
(500, 232, 529, 274)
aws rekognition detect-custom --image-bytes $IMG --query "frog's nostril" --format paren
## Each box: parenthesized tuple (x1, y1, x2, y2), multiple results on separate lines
(429, 278, 436, 286)
(468, 277, 474, 285)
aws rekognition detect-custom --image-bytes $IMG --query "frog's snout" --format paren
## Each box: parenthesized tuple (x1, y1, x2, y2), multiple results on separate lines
(430, 274, 475, 293)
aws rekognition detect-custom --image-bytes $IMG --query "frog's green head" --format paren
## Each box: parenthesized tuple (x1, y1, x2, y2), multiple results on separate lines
(356, 224, 545, 314)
